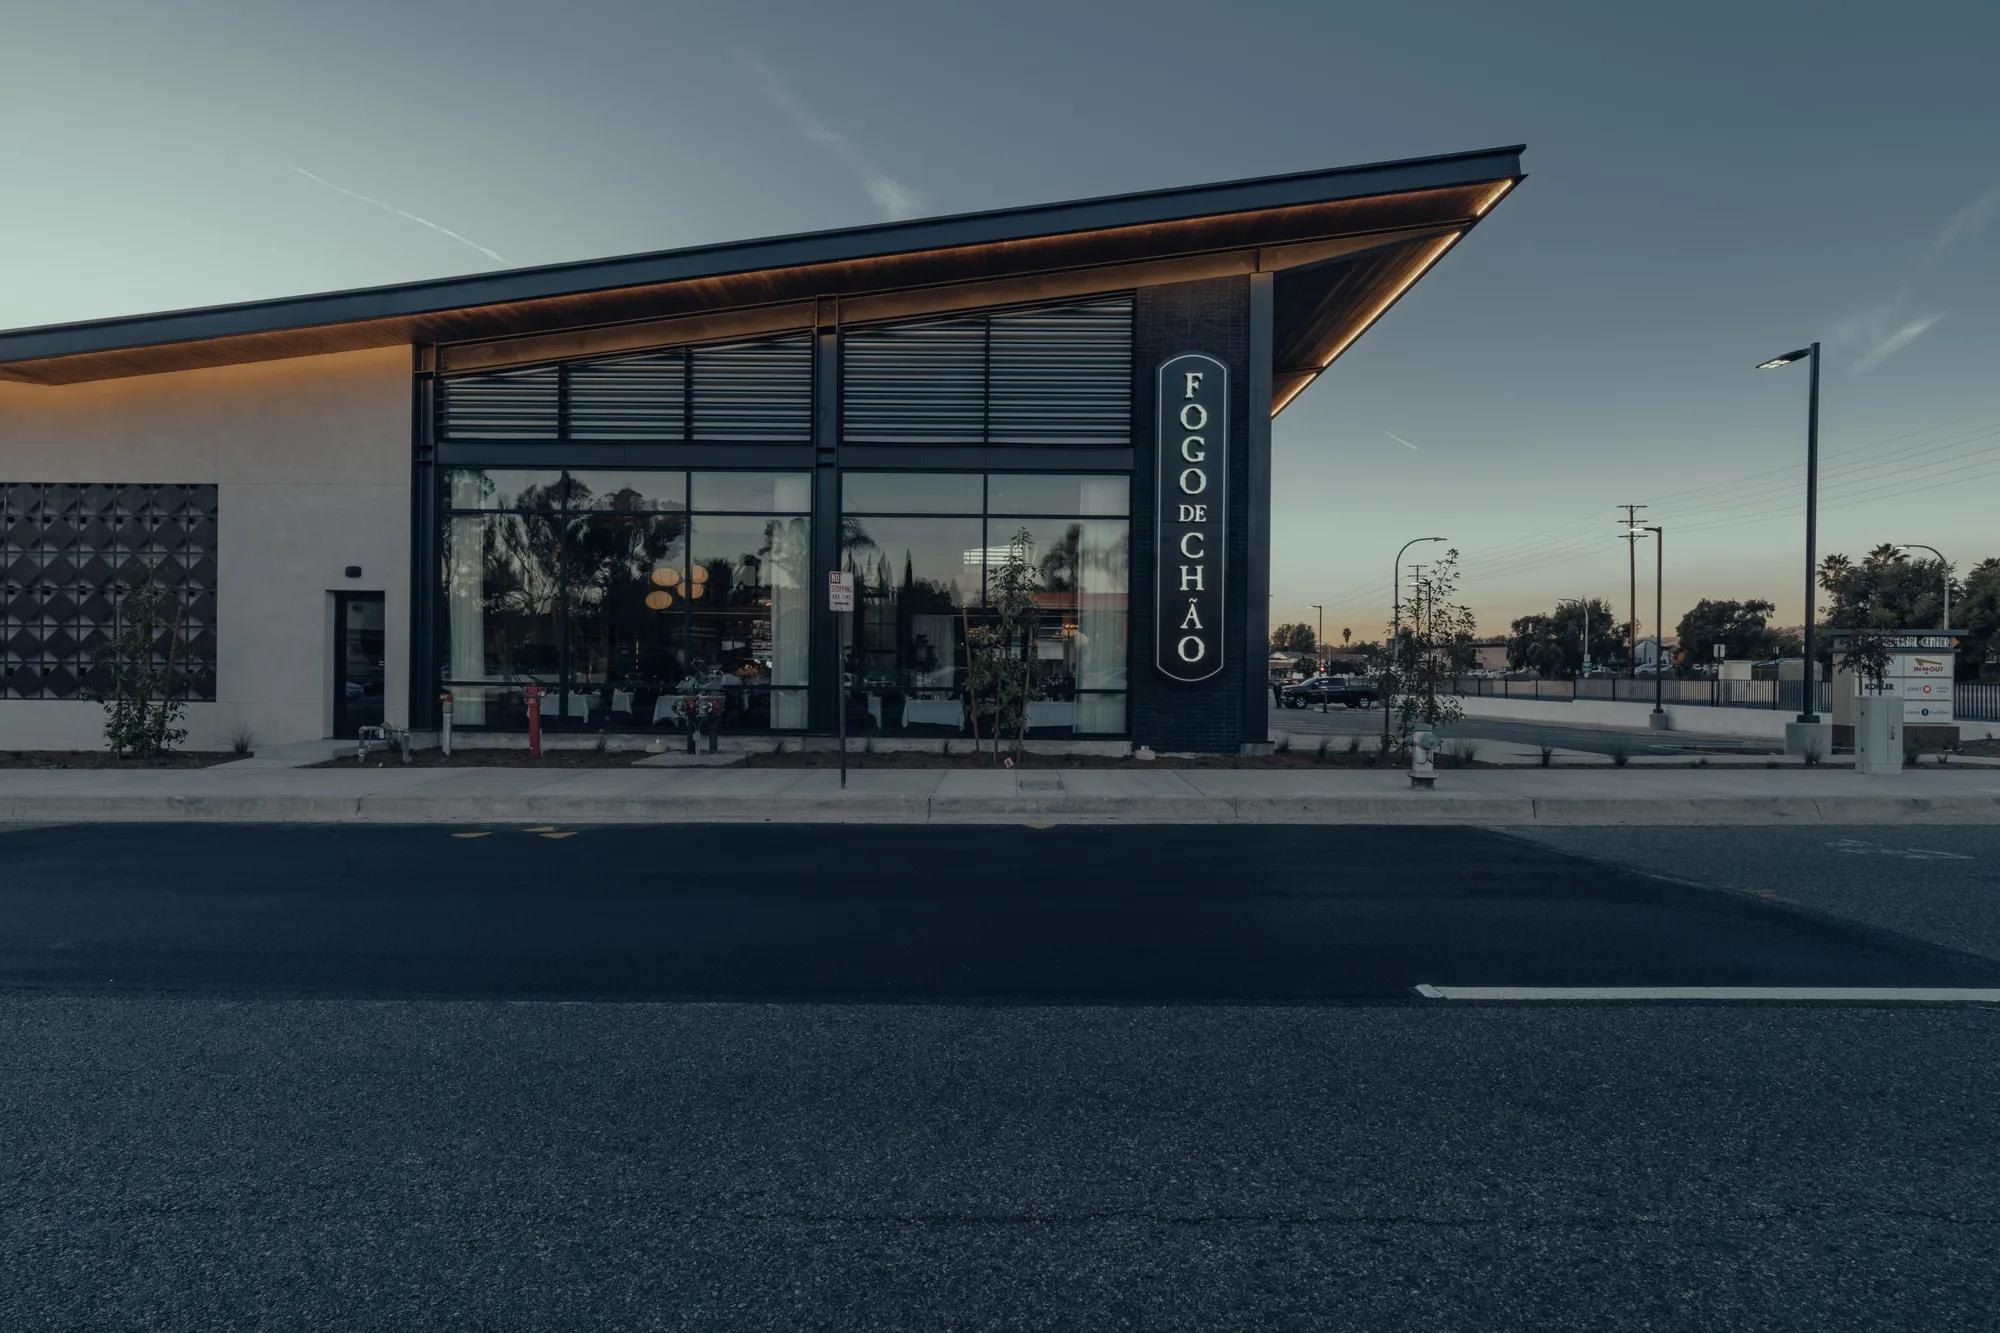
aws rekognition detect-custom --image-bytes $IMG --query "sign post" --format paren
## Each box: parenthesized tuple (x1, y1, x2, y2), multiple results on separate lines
(829, 571, 855, 788)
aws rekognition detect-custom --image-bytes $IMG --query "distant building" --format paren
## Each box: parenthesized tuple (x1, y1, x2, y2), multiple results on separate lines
(1472, 638, 1510, 671)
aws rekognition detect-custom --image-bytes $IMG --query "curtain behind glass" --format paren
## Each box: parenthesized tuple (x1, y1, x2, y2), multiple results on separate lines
(445, 516, 486, 723)
(767, 509, 810, 726)
(1076, 519, 1129, 732)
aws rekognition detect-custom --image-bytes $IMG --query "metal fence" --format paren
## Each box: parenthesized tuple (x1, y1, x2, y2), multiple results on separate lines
(1446, 676, 1998, 721)
(1446, 676, 1841, 714)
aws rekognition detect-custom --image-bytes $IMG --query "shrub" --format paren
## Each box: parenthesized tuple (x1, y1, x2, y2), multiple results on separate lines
(1346, 734, 1363, 756)
(1802, 740, 1823, 767)
(1449, 739, 1481, 765)
(1315, 737, 1331, 759)
(87, 578, 187, 758)
(230, 725, 256, 758)
(1606, 736, 1631, 768)
(1275, 735, 1292, 754)
(1537, 738, 1555, 768)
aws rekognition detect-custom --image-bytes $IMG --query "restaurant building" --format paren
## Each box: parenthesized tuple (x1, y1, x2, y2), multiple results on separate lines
(0, 146, 1522, 754)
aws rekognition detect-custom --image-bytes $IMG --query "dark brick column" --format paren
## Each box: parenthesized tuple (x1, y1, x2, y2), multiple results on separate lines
(1130, 276, 1252, 754)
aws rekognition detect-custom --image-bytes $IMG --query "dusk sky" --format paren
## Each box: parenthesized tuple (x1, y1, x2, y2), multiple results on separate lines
(5, 0, 1996, 642)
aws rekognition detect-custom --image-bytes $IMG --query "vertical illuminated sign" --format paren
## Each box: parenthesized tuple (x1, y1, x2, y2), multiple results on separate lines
(1156, 353, 1227, 682)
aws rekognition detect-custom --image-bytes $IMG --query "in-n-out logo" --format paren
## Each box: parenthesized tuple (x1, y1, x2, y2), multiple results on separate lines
(1156, 353, 1227, 683)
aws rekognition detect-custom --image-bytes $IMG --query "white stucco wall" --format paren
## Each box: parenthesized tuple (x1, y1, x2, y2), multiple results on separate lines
(1453, 693, 2000, 742)
(0, 346, 411, 750)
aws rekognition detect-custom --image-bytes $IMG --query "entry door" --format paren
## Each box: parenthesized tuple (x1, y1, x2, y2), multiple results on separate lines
(333, 593, 387, 738)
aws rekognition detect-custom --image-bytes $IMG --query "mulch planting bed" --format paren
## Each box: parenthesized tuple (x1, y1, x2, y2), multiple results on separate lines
(0, 751, 243, 769)
(313, 749, 647, 769)
(737, 748, 1472, 770)
(312, 746, 1474, 771)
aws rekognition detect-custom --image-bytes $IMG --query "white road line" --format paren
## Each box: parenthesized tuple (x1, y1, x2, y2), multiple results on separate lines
(1414, 986, 2000, 1002)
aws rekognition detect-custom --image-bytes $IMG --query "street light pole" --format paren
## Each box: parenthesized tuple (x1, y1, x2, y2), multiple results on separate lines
(1758, 342, 1823, 726)
(1637, 525, 1665, 721)
(1386, 536, 1446, 746)
(1897, 544, 1951, 629)
(1310, 603, 1325, 712)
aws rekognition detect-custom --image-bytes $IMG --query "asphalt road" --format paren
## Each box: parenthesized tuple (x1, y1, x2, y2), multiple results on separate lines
(4, 823, 1998, 1331)
(1268, 700, 1780, 756)
(4, 823, 1996, 999)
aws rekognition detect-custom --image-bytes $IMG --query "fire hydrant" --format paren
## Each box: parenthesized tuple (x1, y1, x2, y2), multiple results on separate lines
(1409, 726, 1438, 789)
(523, 682, 543, 758)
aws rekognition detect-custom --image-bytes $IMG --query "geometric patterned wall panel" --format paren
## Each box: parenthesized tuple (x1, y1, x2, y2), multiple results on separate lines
(0, 483, 219, 701)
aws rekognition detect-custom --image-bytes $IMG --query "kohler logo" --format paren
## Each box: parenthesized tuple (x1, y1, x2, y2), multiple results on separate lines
(1156, 353, 1226, 683)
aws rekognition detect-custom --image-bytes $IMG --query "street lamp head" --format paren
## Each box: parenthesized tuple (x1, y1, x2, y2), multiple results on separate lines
(1757, 348, 1813, 370)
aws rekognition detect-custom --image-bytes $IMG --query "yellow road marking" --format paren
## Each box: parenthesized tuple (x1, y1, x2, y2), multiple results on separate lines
(540, 831, 578, 840)
(523, 825, 558, 834)
(451, 831, 491, 839)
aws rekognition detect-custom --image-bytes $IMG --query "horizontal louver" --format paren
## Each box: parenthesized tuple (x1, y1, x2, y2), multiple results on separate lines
(841, 296, 1132, 447)
(840, 319, 986, 444)
(437, 332, 811, 443)
(691, 335, 813, 441)
(989, 301, 1133, 445)
(567, 351, 687, 440)
(437, 365, 559, 439)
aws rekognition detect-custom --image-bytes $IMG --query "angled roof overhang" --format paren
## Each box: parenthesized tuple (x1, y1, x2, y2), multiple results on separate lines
(0, 145, 1523, 411)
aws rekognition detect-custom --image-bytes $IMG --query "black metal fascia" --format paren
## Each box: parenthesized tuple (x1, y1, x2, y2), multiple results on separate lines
(0, 146, 1524, 365)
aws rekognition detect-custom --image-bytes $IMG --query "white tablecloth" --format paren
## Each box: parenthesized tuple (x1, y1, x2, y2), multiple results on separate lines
(1026, 700, 1075, 730)
(902, 697, 965, 730)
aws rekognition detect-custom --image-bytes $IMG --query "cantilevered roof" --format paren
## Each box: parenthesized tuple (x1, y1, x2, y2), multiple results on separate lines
(0, 145, 1523, 410)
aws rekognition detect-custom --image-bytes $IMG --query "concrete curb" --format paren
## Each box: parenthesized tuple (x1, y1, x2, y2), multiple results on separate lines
(6, 792, 1996, 826)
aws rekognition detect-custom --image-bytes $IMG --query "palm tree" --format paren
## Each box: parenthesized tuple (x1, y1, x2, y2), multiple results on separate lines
(1818, 552, 1852, 594)
(1865, 542, 1904, 567)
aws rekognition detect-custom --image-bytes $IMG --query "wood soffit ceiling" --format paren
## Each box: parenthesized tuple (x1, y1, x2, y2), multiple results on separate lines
(0, 178, 1513, 389)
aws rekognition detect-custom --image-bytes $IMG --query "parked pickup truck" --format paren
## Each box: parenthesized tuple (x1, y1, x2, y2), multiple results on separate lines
(1280, 674, 1381, 708)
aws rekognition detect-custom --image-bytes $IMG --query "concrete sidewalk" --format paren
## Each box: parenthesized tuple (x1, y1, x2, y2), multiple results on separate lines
(2, 763, 1997, 825)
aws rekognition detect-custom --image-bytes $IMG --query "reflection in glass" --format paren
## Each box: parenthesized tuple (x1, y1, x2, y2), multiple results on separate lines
(446, 469, 564, 511)
(564, 471, 687, 513)
(442, 514, 563, 723)
(693, 471, 811, 513)
(688, 514, 811, 727)
(562, 514, 690, 732)
(994, 518, 1129, 734)
(841, 516, 982, 734)
(987, 474, 1129, 516)
(841, 472, 983, 514)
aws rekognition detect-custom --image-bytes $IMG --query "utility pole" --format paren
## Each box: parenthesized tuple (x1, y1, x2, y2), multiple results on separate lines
(1619, 504, 1647, 676)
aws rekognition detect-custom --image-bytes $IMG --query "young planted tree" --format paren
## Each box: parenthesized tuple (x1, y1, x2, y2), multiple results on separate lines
(87, 578, 189, 758)
(965, 527, 1042, 764)
(1839, 628, 1896, 696)
(1386, 549, 1476, 745)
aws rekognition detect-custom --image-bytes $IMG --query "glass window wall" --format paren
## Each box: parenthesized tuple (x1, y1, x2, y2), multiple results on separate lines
(442, 468, 808, 732)
(839, 472, 1129, 738)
